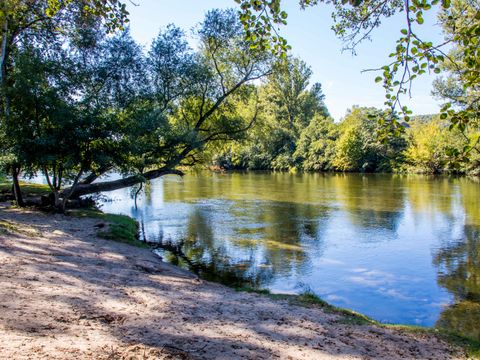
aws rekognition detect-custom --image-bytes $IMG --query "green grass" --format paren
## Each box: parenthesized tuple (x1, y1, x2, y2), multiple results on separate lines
(382, 325, 480, 358)
(235, 287, 374, 325)
(0, 220, 21, 235)
(0, 219, 41, 237)
(70, 209, 149, 248)
(0, 181, 50, 196)
(438, 331, 480, 359)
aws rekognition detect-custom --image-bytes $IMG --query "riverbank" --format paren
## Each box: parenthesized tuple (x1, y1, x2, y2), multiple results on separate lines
(0, 203, 474, 359)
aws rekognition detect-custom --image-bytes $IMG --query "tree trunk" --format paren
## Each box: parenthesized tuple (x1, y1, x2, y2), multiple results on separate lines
(79, 165, 112, 185)
(53, 190, 61, 208)
(12, 166, 25, 207)
(60, 169, 83, 213)
(1, 18, 11, 121)
(0, 19, 8, 88)
(61, 169, 184, 198)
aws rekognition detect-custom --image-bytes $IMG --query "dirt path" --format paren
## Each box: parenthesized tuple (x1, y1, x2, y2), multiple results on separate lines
(0, 204, 468, 359)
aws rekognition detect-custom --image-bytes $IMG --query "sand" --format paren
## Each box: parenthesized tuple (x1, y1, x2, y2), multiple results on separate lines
(0, 203, 468, 359)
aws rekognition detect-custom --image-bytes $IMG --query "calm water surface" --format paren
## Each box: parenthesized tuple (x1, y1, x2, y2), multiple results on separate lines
(100, 172, 480, 338)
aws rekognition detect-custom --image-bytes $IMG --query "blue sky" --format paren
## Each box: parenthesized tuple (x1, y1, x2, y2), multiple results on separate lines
(126, 0, 446, 121)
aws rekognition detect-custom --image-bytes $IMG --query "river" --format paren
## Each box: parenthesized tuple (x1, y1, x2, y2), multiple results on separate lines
(100, 172, 480, 339)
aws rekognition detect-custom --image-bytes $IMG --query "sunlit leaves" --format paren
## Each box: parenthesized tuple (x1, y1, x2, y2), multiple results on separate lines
(234, 0, 479, 169)
(45, 0, 129, 33)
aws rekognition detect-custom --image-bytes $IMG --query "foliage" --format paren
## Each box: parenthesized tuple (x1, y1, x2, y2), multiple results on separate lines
(332, 107, 406, 172)
(0, 0, 130, 206)
(214, 99, 470, 174)
(0, 182, 50, 196)
(403, 117, 463, 173)
(294, 115, 338, 171)
(1, 9, 274, 208)
(434, 0, 480, 164)
(235, 0, 480, 168)
(214, 56, 330, 170)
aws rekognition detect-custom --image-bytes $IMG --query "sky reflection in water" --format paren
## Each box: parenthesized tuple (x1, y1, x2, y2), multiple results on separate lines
(100, 172, 480, 338)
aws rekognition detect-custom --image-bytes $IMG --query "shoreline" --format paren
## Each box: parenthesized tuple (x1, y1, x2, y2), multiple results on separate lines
(0, 203, 477, 359)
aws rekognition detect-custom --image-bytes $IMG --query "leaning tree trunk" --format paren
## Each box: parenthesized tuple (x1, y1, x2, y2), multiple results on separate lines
(61, 169, 184, 198)
(12, 166, 25, 207)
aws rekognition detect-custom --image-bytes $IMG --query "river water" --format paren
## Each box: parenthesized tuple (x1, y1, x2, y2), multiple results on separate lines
(100, 172, 480, 339)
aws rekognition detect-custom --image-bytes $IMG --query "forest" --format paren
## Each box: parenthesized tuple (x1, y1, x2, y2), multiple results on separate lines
(0, 0, 479, 210)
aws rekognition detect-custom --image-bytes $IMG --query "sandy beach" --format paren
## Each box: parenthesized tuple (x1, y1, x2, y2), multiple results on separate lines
(0, 203, 468, 359)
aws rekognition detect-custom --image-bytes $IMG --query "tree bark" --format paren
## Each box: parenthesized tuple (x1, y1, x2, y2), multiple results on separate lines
(62, 169, 184, 198)
(79, 166, 112, 185)
(0, 18, 8, 88)
(12, 166, 25, 207)
(1, 18, 12, 128)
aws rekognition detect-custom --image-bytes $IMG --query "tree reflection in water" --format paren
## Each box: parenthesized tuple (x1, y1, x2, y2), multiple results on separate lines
(150, 201, 330, 288)
(434, 225, 480, 340)
(151, 207, 276, 288)
(101, 172, 480, 330)
(433, 178, 480, 340)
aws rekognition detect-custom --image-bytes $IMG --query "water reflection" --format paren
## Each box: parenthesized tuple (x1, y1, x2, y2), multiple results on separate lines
(100, 172, 480, 338)
(153, 207, 276, 288)
(434, 225, 480, 340)
(427, 179, 480, 340)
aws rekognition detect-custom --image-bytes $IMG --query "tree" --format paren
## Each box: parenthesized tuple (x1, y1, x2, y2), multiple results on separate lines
(403, 116, 465, 173)
(266, 57, 329, 131)
(214, 56, 330, 171)
(332, 107, 406, 172)
(433, 0, 480, 167)
(236, 0, 480, 151)
(2, 9, 274, 207)
(0, 0, 129, 205)
(294, 115, 338, 171)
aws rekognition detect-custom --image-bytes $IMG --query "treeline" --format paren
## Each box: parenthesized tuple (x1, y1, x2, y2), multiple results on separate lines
(210, 57, 479, 175)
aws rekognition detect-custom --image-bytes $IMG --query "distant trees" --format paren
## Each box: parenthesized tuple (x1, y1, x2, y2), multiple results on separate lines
(214, 100, 477, 174)
(332, 108, 407, 172)
(402, 116, 480, 174)
(294, 115, 338, 171)
(213, 56, 330, 170)
(235, 0, 480, 168)
(403, 118, 460, 174)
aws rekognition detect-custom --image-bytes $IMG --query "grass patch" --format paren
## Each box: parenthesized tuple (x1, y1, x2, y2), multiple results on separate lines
(0, 181, 50, 196)
(385, 325, 480, 359)
(0, 220, 21, 235)
(437, 331, 480, 359)
(235, 286, 271, 295)
(70, 209, 149, 249)
(234, 286, 373, 325)
(292, 290, 374, 326)
(0, 219, 41, 237)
